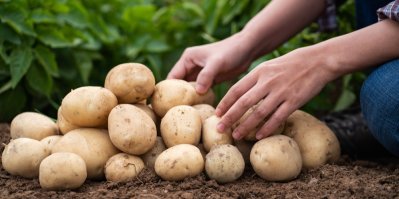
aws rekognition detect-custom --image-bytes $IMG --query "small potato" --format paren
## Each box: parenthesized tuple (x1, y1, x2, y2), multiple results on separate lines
(155, 144, 204, 181)
(193, 104, 215, 123)
(250, 135, 302, 182)
(134, 104, 158, 125)
(205, 144, 245, 183)
(283, 110, 341, 169)
(39, 152, 87, 190)
(57, 106, 79, 134)
(202, 115, 233, 152)
(61, 86, 118, 127)
(161, 105, 201, 148)
(189, 82, 216, 106)
(141, 137, 166, 169)
(105, 63, 155, 104)
(2, 138, 50, 178)
(234, 139, 254, 165)
(52, 128, 120, 180)
(151, 79, 196, 117)
(40, 135, 62, 152)
(10, 112, 58, 140)
(108, 104, 157, 155)
(105, 153, 145, 182)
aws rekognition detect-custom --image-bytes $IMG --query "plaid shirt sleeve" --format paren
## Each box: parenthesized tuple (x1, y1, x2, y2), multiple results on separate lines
(377, 0, 399, 21)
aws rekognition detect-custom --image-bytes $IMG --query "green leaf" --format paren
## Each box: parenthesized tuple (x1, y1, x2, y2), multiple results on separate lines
(146, 54, 162, 82)
(73, 52, 93, 84)
(26, 63, 53, 97)
(0, 4, 36, 37)
(333, 89, 356, 112)
(9, 46, 33, 87)
(0, 23, 21, 45)
(36, 26, 76, 48)
(57, 1, 89, 29)
(145, 39, 170, 53)
(31, 9, 57, 24)
(0, 84, 27, 122)
(34, 45, 59, 77)
(182, 2, 205, 18)
(0, 80, 12, 94)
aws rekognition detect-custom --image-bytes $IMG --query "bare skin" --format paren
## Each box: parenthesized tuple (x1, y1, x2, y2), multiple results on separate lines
(168, 0, 399, 140)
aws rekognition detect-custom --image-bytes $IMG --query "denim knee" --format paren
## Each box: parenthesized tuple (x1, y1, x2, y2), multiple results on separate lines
(360, 59, 399, 157)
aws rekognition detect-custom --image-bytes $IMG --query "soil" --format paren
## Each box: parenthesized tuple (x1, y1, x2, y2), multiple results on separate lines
(1, 123, 398, 199)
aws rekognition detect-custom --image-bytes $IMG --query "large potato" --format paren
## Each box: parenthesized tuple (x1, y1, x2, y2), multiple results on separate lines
(61, 86, 118, 127)
(193, 104, 215, 123)
(52, 128, 119, 180)
(39, 152, 87, 190)
(134, 103, 158, 125)
(151, 79, 196, 117)
(189, 82, 216, 106)
(155, 144, 204, 181)
(234, 139, 254, 165)
(205, 144, 245, 183)
(141, 137, 166, 169)
(40, 135, 62, 152)
(105, 153, 145, 182)
(202, 115, 233, 152)
(10, 112, 58, 140)
(283, 110, 341, 169)
(250, 135, 302, 182)
(57, 106, 79, 134)
(105, 63, 155, 104)
(108, 104, 157, 155)
(161, 105, 201, 148)
(2, 138, 50, 178)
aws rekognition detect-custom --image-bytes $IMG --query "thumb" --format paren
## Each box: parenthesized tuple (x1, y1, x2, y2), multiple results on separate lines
(195, 60, 219, 94)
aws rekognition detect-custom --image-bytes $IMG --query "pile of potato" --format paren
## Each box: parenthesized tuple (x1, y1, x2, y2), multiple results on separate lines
(1, 62, 341, 190)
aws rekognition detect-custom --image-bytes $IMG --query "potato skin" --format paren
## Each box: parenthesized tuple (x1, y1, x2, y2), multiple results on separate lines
(39, 152, 87, 190)
(105, 63, 155, 104)
(202, 115, 233, 152)
(133, 104, 158, 125)
(205, 144, 245, 183)
(141, 137, 166, 169)
(250, 135, 302, 182)
(105, 153, 145, 182)
(161, 105, 202, 148)
(151, 79, 196, 117)
(57, 106, 79, 134)
(192, 104, 215, 124)
(40, 135, 62, 152)
(283, 110, 341, 169)
(61, 86, 118, 127)
(108, 104, 157, 155)
(2, 138, 50, 178)
(11, 112, 59, 140)
(189, 82, 216, 106)
(155, 144, 204, 181)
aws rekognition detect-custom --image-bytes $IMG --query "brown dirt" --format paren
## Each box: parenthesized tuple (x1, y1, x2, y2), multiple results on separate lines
(1, 124, 398, 199)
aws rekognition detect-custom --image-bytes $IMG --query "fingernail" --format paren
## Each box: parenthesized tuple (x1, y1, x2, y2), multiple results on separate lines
(196, 84, 206, 94)
(215, 109, 222, 117)
(256, 133, 263, 140)
(233, 131, 241, 140)
(217, 122, 225, 132)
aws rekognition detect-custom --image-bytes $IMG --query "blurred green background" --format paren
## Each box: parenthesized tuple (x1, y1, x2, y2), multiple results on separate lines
(0, 0, 362, 122)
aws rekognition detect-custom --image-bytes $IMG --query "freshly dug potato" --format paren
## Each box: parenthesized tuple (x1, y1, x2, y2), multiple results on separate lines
(108, 104, 157, 155)
(234, 139, 254, 165)
(155, 144, 204, 181)
(61, 86, 118, 127)
(202, 115, 233, 152)
(189, 82, 216, 105)
(141, 137, 166, 169)
(197, 143, 207, 160)
(161, 105, 201, 148)
(52, 128, 119, 180)
(40, 135, 62, 152)
(205, 144, 245, 183)
(250, 135, 302, 182)
(151, 79, 196, 117)
(134, 103, 158, 124)
(283, 110, 341, 169)
(105, 153, 145, 182)
(57, 106, 79, 134)
(2, 138, 50, 178)
(193, 104, 215, 123)
(39, 152, 87, 190)
(10, 112, 58, 140)
(105, 63, 155, 104)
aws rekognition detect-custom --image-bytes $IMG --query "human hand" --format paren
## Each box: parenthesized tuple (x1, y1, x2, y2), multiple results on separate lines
(215, 47, 337, 140)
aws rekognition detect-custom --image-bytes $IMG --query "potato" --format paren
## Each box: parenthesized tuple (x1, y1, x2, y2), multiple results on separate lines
(2, 138, 50, 178)
(202, 115, 233, 152)
(155, 144, 204, 181)
(283, 110, 341, 169)
(160, 105, 201, 148)
(108, 104, 157, 155)
(197, 143, 207, 160)
(193, 104, 215, 123)
(189, 82, 216, 106)
(52, 128, 119, 180)
(250, 135, 302, 182)
(105, 153, 145, 182)
(205, 144, 245, 183)
(57, 106, 79, 134)
(234, 139, 254, 165)
(105, 63, 155, 104)
(141, 137, 166, 169)
(10, 112, 58, 140)
(151, 79, 196, 117)
(61, 86, 118, 127)
(39, 152, 87, 190)
(40, 135, 62, 152)
(134, 103, 158, 125)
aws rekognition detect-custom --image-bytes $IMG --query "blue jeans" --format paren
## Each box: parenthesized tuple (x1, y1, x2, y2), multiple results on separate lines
(360, 59, 399, 157)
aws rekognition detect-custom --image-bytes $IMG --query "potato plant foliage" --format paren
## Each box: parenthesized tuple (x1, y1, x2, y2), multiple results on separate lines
(0, 0, 358, 122)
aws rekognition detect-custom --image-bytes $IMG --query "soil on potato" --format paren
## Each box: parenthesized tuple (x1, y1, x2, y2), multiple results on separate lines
(1, 123, 398, 199)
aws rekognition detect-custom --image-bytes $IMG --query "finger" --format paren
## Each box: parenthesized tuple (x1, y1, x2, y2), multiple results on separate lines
(167, 51, 198, 80)
(195, 58, 221, 94)
(231, 92, 282, 140)
(255, 102, 294, 140)
(186, 67, 202, 82)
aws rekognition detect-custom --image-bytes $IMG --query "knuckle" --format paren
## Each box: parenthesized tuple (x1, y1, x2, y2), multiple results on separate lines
(253, 107, 268, 118)
(237, 97, 252, 109)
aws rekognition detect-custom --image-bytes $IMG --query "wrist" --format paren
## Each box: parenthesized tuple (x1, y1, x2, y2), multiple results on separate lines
(233, 30, 271, 61)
